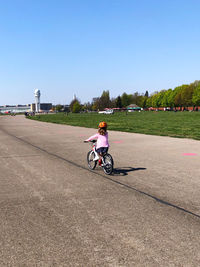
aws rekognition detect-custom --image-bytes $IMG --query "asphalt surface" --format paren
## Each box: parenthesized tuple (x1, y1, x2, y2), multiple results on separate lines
(0, 115, 200, 266)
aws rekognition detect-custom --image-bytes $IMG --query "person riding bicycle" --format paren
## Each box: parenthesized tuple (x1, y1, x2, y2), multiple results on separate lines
(84, 121, 109, 163)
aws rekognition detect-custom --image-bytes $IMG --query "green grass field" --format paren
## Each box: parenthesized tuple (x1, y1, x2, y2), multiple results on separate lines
(28, 111, 200, 140)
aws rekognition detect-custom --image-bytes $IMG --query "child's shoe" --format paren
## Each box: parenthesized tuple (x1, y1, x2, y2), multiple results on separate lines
(98, 159, 102, 166)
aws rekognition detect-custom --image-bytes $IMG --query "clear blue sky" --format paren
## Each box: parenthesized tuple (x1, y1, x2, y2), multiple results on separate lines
(0, 0, 200, 105)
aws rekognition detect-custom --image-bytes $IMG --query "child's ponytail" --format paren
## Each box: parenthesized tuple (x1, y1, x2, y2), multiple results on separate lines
(98, 127, 107, 135)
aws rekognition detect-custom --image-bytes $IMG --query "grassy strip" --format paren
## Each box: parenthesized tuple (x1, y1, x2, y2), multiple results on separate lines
(28, 111, 200, 140)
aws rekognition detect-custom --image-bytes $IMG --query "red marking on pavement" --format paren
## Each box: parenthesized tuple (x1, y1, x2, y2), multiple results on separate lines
(183, 153, 197, 156)
(112, 140, 123, 144)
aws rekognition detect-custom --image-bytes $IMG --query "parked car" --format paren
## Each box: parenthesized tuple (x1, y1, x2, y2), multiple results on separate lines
(98, 109, 114, 114)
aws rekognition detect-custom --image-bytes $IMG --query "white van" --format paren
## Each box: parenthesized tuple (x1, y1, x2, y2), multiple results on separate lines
(98, 109, 114, 114)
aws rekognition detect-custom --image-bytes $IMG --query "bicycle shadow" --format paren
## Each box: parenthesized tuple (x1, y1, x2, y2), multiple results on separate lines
(113, 167, 146, 176)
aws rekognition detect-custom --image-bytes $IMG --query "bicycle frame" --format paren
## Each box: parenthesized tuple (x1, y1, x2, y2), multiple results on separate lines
(91, 141, 97, 153)
(85, 140, 113, 175)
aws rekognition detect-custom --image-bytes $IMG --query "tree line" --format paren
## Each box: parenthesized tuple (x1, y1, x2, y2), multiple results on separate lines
(68, 90, 150, 113)
(54, 80, 200, 112)
(146, 80, 200, 110)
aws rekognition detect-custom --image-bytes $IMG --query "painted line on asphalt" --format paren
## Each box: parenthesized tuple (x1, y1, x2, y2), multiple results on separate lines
(112, 140, 124, 144)
(183, 153, 197, 156)
(0, 154, 41, 159)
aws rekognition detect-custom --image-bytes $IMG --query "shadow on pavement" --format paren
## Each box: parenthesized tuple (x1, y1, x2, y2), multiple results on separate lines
(113, 167, 146, 176)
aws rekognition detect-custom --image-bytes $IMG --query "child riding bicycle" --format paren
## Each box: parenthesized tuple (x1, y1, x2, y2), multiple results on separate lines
(84, 121, 109, 164)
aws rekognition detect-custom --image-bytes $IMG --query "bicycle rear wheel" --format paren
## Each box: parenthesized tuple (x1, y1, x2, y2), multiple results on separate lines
(102, 153, 113, 175)
(106, 153, 114, 167)
(87, 150, 97, 170)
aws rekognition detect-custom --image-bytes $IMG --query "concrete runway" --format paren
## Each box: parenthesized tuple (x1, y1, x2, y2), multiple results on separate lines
(0, 115, 200, 266)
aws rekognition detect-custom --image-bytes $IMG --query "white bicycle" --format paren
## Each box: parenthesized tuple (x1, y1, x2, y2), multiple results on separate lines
(84, 140, 114, 175)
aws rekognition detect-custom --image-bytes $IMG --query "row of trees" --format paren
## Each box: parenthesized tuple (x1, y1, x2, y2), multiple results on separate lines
(55, 80, 200, 113)
(146, 80, 200, 109)
(71, 90, 149, 112)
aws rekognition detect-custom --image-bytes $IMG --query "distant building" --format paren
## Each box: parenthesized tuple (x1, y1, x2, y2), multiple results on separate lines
(0, 104, 31, 114)
(62, 105, 70, 112)
(31, 103, 52, 112)
(127, 104, 141, 111)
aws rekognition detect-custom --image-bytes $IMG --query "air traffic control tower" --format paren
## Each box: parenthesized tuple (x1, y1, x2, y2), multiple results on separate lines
(34, 89, 41, 112)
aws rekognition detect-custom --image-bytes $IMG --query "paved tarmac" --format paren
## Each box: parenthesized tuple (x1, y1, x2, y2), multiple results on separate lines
(0, 115, 200, 266)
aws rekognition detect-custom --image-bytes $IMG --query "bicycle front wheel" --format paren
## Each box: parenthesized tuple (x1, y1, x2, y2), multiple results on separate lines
(102, 153, 113, 175)
(87, 150, 97, 170)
